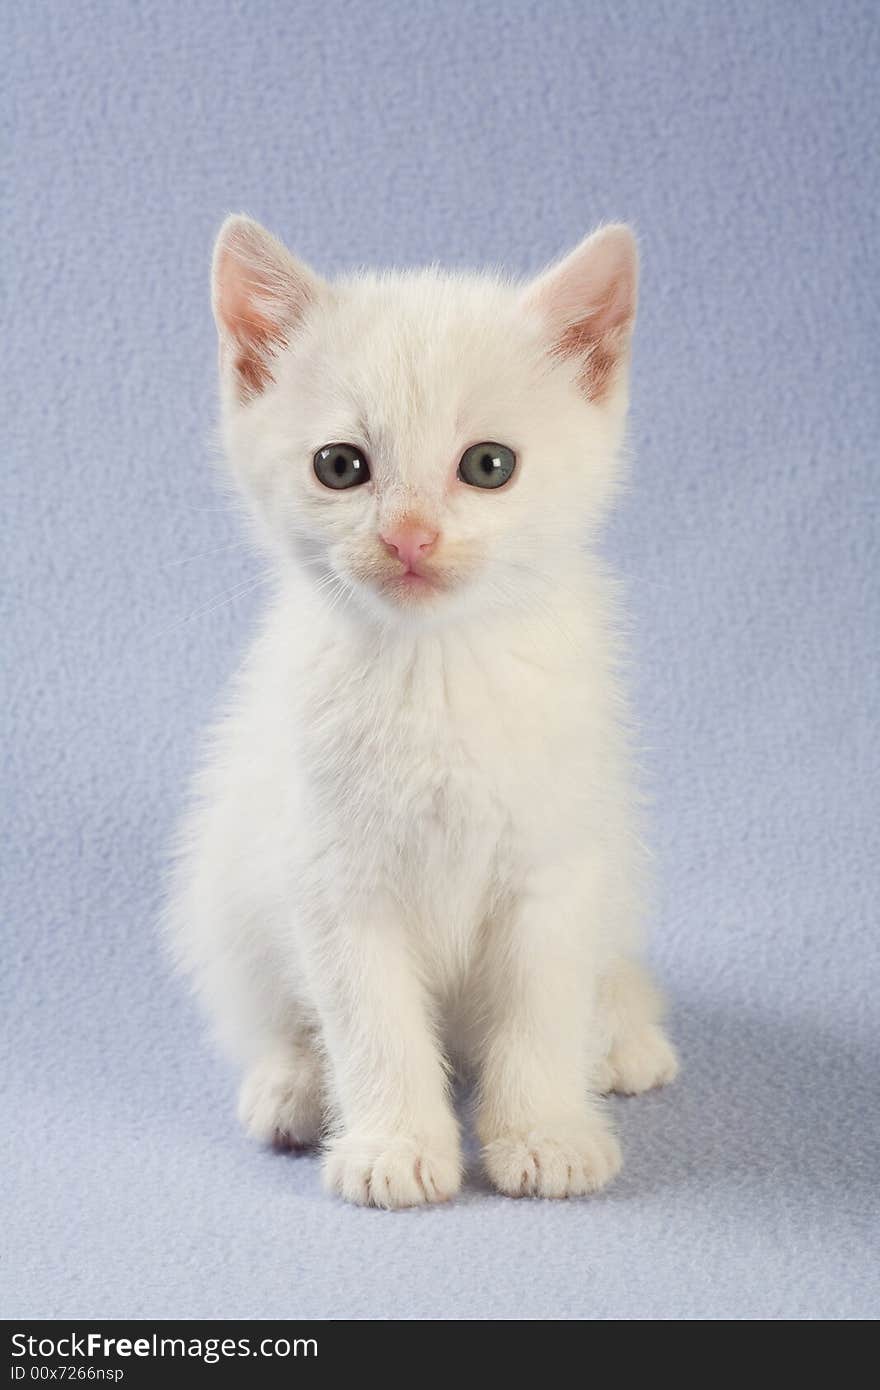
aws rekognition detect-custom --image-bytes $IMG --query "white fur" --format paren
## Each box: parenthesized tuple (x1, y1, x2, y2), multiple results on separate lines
(167, 217, 677, 1208)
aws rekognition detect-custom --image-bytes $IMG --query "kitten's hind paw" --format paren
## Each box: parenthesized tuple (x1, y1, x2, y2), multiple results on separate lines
(597, 1024, 679, 1096)
(323, 1132, 462, 1209)
(238, 1050, 325, 1150)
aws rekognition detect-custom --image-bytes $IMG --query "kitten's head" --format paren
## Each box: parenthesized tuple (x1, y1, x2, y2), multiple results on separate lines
(212, 215, 637, 626)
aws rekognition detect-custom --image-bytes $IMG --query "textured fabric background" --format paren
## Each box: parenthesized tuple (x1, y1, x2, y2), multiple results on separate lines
(3, 0, 878, 1320)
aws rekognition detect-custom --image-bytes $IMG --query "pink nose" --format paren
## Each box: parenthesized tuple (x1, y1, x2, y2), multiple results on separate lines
(380, 523, 438, 570)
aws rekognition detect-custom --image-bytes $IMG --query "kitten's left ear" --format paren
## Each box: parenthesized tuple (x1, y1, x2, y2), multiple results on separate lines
(523, 224, 638, 403)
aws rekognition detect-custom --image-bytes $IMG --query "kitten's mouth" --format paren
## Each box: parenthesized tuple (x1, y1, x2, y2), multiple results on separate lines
(383, 566, 441, 598)
(345, 551, 465, 606)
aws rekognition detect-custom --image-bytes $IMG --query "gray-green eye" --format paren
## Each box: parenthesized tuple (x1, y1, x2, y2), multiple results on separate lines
(457, 442, 516, 490)
(314, 443, 371, 490)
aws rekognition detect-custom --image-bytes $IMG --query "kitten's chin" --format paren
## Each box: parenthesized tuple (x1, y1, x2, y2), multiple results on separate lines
(383, 571, 440, 598)
(333, 553, 480, 622)
(373, 571, 450, 613)
(360, 561, 457, 605)
(355, 567, 467, 624)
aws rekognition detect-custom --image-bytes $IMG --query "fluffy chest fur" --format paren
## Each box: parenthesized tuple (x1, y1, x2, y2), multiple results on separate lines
(244, 580, 619, 968)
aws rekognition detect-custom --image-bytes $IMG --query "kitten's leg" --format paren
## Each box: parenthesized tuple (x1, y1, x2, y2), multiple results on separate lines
(309, 896, 461, 1210)
(238, 1024, 327, 1149)
(595, 958, 679, 1096)
(476, 866, 622, 1199)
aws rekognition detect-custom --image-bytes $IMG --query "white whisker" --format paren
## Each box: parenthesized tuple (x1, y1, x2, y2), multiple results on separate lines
(145, 572, 271, 645)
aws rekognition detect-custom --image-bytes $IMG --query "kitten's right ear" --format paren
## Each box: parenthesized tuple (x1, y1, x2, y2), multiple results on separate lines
(212, 215, 322, 400)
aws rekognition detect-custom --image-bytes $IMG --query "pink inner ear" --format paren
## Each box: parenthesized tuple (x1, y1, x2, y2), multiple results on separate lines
(557, 294, 628, 402)
(215, 249, 288, 395)
(213, 219, 314, 398)
(531, 226, 638, 402)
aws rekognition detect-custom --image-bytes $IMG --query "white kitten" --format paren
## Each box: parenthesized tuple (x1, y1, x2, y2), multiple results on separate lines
(167, 215, 678, 1208)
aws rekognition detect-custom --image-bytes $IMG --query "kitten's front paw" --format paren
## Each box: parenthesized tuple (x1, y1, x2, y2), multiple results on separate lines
(323, 1132, 462, 1209)
(483, 1120, 621, 1199)
(597, 1024, 679, 1096)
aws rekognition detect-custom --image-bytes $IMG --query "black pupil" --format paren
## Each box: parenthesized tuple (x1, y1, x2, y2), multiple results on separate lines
(334, 454, 349, 477)
(480, 454, 496, 475)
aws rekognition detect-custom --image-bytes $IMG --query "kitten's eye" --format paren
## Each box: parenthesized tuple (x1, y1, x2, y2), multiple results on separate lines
(457, 442, 516, 490)
(313, 443, 371, 490)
